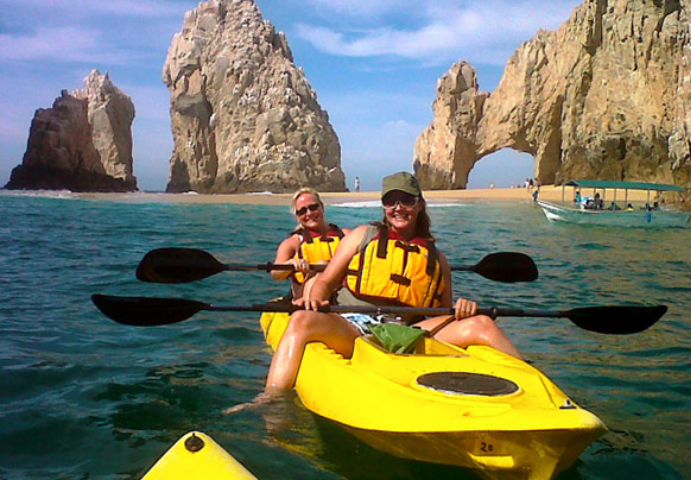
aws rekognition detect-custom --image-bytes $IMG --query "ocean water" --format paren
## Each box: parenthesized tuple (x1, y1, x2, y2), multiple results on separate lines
(0, 191, 689, 480)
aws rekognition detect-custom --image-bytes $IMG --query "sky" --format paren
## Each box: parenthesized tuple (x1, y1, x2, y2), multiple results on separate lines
(0, 0, 582, 192)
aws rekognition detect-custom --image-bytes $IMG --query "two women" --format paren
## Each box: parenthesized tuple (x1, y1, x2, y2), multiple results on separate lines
(264, 172, 522, 395)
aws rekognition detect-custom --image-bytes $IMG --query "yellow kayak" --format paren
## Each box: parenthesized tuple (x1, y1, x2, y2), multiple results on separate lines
(141, 431, 258, 480)
(261, 312, 607, 480)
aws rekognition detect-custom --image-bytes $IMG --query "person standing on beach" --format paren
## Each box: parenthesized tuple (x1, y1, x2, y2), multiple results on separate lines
(354, 177, 361, 192)
(270, 188, 350, 303)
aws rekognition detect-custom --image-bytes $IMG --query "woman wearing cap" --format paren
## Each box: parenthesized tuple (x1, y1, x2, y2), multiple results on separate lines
(271, 187, 350, 303)
(255, 172, 524, 397)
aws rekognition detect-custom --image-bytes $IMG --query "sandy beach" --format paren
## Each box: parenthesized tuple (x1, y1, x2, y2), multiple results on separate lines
(74, 185, 656, 205)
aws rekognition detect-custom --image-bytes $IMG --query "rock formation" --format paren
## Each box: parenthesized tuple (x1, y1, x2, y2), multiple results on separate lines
(163, 0, 346, 193)
(4, 70, 137, 192)
(414, 0, 691, 191)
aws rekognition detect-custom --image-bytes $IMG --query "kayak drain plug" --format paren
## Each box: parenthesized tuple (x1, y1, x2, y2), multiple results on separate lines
(185, 433, 206, 452)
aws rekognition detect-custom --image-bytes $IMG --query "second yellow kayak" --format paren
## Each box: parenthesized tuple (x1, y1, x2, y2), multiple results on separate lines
(141, 431, 258, 480)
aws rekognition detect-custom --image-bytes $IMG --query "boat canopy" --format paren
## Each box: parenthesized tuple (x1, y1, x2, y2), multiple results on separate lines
(565, 180, 684, 192)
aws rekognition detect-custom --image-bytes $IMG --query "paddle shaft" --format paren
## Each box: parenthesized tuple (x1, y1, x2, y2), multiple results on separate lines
(215, 263, 505, 273)
(179, 302, 574, 320)
(91, 294, 665, 334)
(136, 248, 538, 284)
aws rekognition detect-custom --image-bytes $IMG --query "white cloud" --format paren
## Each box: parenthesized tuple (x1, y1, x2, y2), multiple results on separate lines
(295, 0, 579, 65)
(0, 0, 188, 63)
(0, 0, 184, 17)
(298, 0, 407, 17)
(0, 26, 105, 62)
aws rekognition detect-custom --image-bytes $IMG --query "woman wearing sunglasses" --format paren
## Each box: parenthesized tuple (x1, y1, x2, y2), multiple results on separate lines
(271, 187, 349, 303)
(262, 172, 523, 395)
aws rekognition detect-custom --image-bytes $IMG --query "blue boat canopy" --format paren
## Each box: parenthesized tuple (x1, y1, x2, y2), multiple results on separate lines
(565, 180, 684, 192)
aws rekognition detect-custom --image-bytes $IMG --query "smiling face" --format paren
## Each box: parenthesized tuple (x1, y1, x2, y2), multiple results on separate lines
(382, 190, 424, 239)
(294, 192, 326, 231)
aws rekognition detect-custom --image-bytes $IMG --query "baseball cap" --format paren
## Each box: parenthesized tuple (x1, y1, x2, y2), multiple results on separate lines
(381, 172, 421, 198)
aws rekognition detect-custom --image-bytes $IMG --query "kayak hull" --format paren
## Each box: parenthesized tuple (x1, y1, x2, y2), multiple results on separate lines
(260, 311, 606, 480)
(341, 425, 598, 480)
(141, 431, 258, 480)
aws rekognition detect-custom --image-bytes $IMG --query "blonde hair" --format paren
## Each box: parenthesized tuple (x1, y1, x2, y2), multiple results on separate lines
(290, 187, 324, 215)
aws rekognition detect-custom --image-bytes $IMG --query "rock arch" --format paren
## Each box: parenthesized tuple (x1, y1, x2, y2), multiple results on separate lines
(414, 0, 691, 191)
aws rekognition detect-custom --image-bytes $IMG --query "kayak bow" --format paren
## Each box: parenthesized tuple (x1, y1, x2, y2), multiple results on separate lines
(141, 431, 258, 480)
(260, 312, 606, 480)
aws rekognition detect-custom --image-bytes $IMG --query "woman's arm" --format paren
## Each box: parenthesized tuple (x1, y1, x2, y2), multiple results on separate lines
(304, 225, 367, 310)
(438, 250, 477, 318)
(271, 235, 302, 281)
(437, 250, 453, 308)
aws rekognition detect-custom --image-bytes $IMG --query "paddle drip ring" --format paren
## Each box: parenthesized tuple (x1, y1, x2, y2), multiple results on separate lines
(416, 372, 519, 396)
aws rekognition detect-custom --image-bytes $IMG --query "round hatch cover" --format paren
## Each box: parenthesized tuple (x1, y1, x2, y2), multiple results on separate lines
(416, 372, 519, 396)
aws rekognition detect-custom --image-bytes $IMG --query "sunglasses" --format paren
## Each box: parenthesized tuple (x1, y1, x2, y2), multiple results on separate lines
(382, 193, 419, 209)
(296, 203, 321, 216)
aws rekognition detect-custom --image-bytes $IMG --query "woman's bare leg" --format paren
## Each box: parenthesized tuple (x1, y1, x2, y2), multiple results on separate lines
(265, 310, 361, 390)
(415, 315, 524, 360)
(224, 311, 360, 414)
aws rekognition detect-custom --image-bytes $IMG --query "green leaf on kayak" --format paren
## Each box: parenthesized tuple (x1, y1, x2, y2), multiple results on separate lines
(369, 323, 426, 354)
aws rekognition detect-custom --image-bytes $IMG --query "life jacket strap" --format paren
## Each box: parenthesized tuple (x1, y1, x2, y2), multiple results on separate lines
(377, 226, 388, 259)
(395, 240, 420, 254)
(390, 273, 412, 286)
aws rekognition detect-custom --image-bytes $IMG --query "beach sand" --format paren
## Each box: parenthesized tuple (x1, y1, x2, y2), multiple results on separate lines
(76, 185, 655, 205)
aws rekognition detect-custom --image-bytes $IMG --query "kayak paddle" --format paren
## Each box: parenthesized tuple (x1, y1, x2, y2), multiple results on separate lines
(135, 247, 538, 284)
(91, 294, 665, 334)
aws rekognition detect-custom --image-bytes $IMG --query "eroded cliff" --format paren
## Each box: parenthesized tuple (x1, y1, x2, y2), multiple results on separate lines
(414, 0, 691, 190)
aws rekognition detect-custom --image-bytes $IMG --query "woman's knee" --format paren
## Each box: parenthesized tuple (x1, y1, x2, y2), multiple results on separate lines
(466, 314, 500, 334)
(450, 315, 498, 339)
(285, 311, 320, 338)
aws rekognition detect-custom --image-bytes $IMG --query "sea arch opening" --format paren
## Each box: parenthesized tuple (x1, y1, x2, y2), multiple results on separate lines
(466, 149, 536, 189)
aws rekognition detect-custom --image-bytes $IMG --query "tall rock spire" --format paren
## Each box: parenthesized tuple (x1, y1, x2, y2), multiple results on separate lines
(163, 0, 346, 193)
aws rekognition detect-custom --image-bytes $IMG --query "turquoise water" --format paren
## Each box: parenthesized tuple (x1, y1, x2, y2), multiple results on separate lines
(0, 191, 689, 480)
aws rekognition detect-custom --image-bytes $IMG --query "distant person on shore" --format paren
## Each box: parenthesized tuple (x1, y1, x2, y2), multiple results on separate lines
(270, 188, 350, 303)
(354, 177, 361, 193)
(574, 191, 582, 204)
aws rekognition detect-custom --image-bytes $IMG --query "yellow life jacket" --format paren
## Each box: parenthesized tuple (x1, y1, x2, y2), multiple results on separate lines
(291, 224, 344, 284)
(345, 225, 445, 308)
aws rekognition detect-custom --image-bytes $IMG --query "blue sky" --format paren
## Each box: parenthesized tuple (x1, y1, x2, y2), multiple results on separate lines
(0, 0, 581, 192)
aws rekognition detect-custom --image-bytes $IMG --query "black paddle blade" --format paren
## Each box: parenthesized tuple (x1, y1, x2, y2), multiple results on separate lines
(92, 294, 209, 326)
(565, 305, 667, 334)
(472, 252, 538, 283)
(136, 248, 226, 283)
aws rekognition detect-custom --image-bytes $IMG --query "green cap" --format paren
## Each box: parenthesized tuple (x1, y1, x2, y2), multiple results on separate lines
(381, 172, 421, 198)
